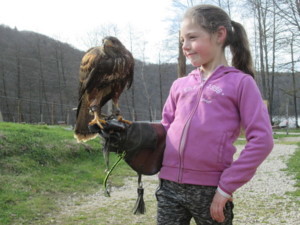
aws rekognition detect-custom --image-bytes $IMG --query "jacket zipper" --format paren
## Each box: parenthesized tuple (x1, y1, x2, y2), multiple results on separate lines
(177, 81, 206, 183)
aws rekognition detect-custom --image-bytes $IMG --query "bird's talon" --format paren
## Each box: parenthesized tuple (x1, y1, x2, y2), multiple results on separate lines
(117, 116, 132, 124)
(89, 118, 107, 130)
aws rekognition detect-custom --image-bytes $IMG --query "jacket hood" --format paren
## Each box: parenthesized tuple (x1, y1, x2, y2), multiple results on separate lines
(188, 65, 242, 82)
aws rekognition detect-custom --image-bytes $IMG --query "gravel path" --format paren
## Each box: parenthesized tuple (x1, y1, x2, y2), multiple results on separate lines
(45, 144, 299, 225)
(233, 144, 300, 224)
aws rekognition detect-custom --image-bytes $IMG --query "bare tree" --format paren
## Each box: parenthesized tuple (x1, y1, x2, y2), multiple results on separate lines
(213, 0, 235, 16)
(290, 33, 299, 127)
(246, 0, 289, 122)
(36, 35, 50, 123)
(54, 41, 65, 122)
(14, 43, 23, 122)
(249, 0, 268, 98)
(269, 0, 278, 121)
(139, 41, 155, 121)
(82, 23, 120, 49)
(158, 53, 164, 113)
(0, 56, 11, 121)
(177, 31, 186, 77)
(126, 25, 137, 120)
(273, 0, 300, 31)
(271, 0, 299, 124)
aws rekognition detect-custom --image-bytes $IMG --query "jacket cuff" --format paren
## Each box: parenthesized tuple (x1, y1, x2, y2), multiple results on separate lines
(217, 186, 232, 199)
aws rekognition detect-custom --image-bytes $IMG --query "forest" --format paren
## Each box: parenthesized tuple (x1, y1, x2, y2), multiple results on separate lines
(0, 0, 299, 127)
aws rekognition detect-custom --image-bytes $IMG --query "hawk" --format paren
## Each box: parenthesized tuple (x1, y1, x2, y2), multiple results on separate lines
(74, 36, 134, 142)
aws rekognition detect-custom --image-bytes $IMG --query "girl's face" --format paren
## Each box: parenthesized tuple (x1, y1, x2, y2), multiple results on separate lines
(180, 18, 222, 68)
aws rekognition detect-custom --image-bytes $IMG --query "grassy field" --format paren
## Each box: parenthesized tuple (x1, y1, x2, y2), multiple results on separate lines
(273, 128, 300, 202)
(286, 142, 300, 201)
(0, 122, 299, 224)
(0, 122, 133, 225)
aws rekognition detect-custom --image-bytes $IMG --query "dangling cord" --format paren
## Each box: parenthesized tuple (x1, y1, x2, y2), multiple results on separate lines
(103, 138, 110, 173)
(133, 173, 145, 214)
(103, 151, 126, 197)
(102, 138, 110, 195)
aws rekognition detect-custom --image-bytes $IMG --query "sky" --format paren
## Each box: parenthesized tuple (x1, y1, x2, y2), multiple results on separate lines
(0, 0, 176, 63)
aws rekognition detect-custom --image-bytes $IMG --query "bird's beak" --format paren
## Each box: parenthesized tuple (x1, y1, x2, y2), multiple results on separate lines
(103, 39, 113, 47)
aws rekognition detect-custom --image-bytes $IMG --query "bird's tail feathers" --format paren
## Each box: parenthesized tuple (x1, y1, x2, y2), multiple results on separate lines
(74, 96, 98, 142)
(74, 132, 98, 143)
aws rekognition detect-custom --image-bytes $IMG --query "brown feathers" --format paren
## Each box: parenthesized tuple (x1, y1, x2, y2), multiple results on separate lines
(74, 36, 134, 142)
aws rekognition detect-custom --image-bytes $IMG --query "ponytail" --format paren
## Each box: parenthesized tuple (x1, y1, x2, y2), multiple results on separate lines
(230, 20, 255, 78)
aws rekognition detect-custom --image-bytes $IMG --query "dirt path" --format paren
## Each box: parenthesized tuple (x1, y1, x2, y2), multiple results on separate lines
(44, 144, 300, 225)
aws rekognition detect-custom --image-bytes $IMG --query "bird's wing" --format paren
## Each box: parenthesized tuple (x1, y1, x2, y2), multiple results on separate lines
(74, 42, 135, 142)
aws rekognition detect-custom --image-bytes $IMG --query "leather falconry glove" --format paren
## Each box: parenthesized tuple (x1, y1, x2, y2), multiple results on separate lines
(89, 119, 166, 215)
(89, 119, 166, 175)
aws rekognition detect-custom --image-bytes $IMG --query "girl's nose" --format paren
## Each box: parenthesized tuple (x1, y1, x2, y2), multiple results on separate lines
(182, 41, 190, 51)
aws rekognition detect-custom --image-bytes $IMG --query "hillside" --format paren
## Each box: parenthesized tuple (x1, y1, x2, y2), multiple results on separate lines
(0, 25, 83, 124)
(0, 25, 299, 125)
(0, 25, 180, 125)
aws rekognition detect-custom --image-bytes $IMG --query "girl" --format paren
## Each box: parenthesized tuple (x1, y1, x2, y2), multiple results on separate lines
(157, 4, 274, 225)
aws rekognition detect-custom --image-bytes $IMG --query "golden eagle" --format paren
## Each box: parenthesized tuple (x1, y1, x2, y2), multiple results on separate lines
(74, 36, 134, 142)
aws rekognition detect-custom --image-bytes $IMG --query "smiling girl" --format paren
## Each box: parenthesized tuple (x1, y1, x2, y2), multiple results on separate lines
(156, 4, 274, 225)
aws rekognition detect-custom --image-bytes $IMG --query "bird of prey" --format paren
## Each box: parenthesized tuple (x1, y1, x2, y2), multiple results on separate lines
(74, 36, 134, 142)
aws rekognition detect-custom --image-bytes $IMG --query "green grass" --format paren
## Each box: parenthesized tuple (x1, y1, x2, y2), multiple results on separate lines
(286, 142, 300, 202)
(273, 128, 300, 133)
(0, 122, 133, 224)
(234, 128, 300, 145)
(1, 122, 299, 224)
(273, 133, 300, 139)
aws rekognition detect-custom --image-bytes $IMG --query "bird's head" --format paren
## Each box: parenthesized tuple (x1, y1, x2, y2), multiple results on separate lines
(102, 36, 126, 56)
(102, 36, 124, 49)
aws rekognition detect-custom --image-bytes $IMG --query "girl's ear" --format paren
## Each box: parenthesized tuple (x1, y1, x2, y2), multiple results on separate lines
(216, 26, 227, 44)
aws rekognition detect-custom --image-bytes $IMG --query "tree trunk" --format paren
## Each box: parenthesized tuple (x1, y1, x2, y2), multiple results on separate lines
(290, 35, 299, 128)
(177, 31, 186, 78)
(0, 58, 11, 121)
(123, 91, 132, 120)
(141, 60, 153, 122)
(128, 28, 137, 121)
(158, 53, 163, 114)
(15, 48, 23, 122)
(131, 82, 137, 121)
(269, 2, 277, 124)
(37, 38, 50, 123)
(55, 44, 64, 121)
(256, 0, 267, 99)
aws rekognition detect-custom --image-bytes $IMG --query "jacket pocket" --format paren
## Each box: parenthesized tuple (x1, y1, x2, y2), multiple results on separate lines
(217, 132, 227, 163)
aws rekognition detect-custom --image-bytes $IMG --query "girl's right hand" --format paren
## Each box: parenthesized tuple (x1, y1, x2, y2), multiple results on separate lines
(210, 190, 231, 222)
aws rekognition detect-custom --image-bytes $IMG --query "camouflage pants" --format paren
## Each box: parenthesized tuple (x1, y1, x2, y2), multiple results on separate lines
(156, 179, 234, 225)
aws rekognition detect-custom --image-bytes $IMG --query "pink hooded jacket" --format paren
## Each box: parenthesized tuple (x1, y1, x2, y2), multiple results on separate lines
(159, 65, 274, 196)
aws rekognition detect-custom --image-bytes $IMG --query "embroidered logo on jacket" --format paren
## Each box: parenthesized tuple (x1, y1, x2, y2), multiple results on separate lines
(207, 84, 224, 95)
(201, 84, 224, 104)
(183, 85, 199, 93)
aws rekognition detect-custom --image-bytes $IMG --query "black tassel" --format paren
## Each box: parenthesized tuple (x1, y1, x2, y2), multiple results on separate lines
(133, 187, 145, 214)
(132, 174, 146, 214)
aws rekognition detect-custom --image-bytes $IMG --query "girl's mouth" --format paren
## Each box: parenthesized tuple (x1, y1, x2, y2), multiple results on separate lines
(185, 52, 196, 57)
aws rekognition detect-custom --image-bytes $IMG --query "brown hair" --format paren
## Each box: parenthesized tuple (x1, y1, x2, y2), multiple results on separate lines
(184, 4, 254, 77)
